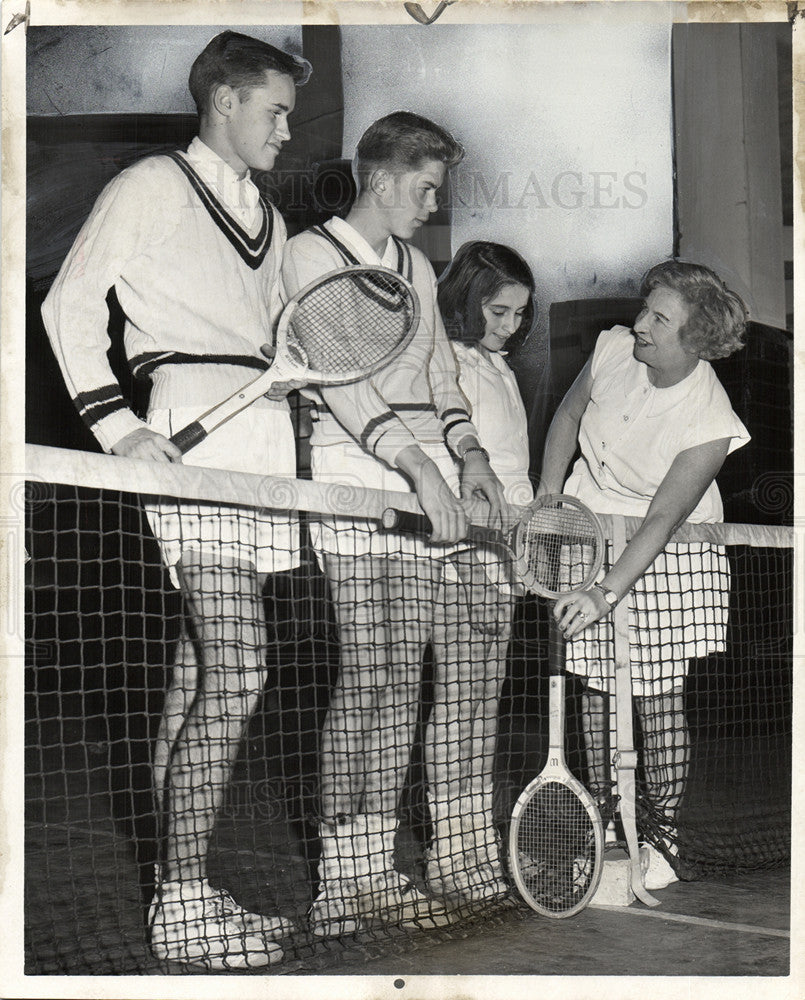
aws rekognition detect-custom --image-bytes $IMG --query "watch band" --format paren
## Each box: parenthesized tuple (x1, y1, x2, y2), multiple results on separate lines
(592, 583, 619, 607)
(461, 445, 490, 463)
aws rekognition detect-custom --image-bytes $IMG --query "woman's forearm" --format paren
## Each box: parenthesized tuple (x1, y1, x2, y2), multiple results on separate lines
(538, 359, 592, 495)
(599, 438, 731, 602)
(539, 406, 582, 494)
(599, 512, 678, 601)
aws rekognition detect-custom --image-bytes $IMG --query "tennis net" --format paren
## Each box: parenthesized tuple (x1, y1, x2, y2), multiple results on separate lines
(21, 445, 792, 974)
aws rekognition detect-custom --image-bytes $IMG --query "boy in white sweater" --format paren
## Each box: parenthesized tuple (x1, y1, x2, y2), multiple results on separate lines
(283, 111, 506, 937)
(42, 31, 310, 970)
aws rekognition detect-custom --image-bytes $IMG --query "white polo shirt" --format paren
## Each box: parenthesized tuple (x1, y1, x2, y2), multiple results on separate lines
(564, 326, 750, 522)
(451, 341, 533, 507)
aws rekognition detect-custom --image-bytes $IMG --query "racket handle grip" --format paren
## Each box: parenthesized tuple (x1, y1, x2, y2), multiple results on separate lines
(170, 421, 207, 455)
(381, 507, 433, 535)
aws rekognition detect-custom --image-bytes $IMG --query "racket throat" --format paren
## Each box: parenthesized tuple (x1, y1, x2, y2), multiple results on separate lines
(547, 674, 569, 770)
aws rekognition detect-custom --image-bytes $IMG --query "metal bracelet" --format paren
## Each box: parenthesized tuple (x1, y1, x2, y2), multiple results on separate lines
(461, 446, 490, 463)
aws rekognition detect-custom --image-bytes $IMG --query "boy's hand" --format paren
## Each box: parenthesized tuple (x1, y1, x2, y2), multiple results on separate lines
(112, 427, 183, 463)
(260, 343, 307, 399)
(396, 445, 467, 543)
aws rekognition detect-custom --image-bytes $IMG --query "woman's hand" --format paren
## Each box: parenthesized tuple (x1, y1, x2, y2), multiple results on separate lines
(553, 586, 611, 639)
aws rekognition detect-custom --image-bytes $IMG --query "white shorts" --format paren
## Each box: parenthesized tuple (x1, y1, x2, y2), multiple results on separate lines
(144, 403, 299, 589)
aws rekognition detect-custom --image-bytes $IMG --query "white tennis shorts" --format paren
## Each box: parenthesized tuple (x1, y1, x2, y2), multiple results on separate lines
(143, 402, 299, 589)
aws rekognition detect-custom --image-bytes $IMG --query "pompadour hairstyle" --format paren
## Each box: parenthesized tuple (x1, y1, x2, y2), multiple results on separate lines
(353, 111, 464, 192)
(640, 260, 747, 360)
(437, 241, 537, 354)
(189, 30, 311, 117)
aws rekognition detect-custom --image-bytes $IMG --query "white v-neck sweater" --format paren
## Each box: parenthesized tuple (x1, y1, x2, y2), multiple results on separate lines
(42, 138, 287, 453)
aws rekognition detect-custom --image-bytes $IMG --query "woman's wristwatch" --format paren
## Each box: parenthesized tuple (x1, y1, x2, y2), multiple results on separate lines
(591, 583, 618, 607)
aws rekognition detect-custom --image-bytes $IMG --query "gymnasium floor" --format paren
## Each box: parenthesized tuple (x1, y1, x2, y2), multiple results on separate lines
(325, 867, 790, 978)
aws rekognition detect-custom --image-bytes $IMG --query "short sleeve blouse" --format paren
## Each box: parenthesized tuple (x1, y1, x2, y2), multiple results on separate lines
(563, 326, 750, 523)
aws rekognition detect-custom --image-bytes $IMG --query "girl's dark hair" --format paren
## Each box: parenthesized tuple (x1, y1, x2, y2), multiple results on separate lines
(189, 31, 311, 117)
(437, 241, 537, 354)
(640, 260, 747, 360)
(353, 111, 464, 192)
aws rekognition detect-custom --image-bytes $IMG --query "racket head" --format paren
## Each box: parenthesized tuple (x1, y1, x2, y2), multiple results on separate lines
(277, 265, 420, 384)
(512, 493, 605, 598)
(509, 772, 605, 918)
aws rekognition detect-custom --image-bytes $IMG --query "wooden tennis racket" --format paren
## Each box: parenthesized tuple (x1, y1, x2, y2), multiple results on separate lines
(381, 493, 604, 598)
(508, 617, 605, 917)
(169, 265, 420, 454)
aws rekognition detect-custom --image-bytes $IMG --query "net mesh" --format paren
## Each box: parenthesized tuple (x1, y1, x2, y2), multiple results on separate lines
(22, 446, 792, 974)
(287, 268, 417, 376)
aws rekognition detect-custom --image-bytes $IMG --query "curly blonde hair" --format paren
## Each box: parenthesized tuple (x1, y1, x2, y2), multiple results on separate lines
(641, 260, 747, 360)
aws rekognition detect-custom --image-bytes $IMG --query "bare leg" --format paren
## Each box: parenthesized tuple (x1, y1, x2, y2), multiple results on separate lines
(636, 689, 689, 821)
(161, 554, 268, 884)
(153, 623, 198, 814)
(580, 685, 612, 804)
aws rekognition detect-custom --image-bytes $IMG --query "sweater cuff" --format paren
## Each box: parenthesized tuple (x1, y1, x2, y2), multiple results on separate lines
(445, 418, 478, 458)
(373, 428, 420, 469)
(94, 409, 150, 454)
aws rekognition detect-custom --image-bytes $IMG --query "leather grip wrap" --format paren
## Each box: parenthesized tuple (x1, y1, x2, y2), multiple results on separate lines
(170, 421, 207, 455)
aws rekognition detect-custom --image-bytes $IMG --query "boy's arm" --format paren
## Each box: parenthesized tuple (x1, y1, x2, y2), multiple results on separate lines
(41, 166, 181, 461)
(282, 239, 469, 542)
(281, 241, 422, 463)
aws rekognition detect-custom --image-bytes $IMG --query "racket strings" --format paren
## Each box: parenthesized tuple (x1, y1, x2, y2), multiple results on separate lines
(518, 781, 599, 913)
(287, 271, 417, 375)
(520, 504, 602, 595)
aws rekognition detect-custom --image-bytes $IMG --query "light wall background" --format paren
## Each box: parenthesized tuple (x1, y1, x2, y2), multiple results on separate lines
(341, 25, 674, 316)
(341, 23, 674, 417)
(27, 25, 304, 116)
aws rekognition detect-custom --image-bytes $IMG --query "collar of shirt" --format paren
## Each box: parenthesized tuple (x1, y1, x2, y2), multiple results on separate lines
(186, 136, 261, 231)
(454, 341, 512, 376)
(328, 216, 397, 269)
(631, 352, 707, 418)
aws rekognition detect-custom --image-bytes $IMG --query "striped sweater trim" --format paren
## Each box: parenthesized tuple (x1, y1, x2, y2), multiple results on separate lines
(166, 152, 273, 270)
(311, 225, 361, 266)
(358, 402, 439, 452)
(72, 384, 127, 428)
(390, 237, 413, 283)
(130, 351, 270, 380)
(311, 225, 413, 282)
(440, 406, 471, 423)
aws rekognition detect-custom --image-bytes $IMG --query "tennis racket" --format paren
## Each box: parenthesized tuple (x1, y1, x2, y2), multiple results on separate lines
(508, 618, 605, 917)
(381, 493, 604, 598)
(169, 265, 420, 454)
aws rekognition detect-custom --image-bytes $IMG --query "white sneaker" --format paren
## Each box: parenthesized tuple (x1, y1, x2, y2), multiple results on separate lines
(640, 843, 679, 890)
(308, 878, 363, 939)
(359, 871, 451, 927)
(215, 885, 294, 937)
(425, 853, 508, 902)
(149, 879, 290, 969)
(309, 873, 449, 939)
